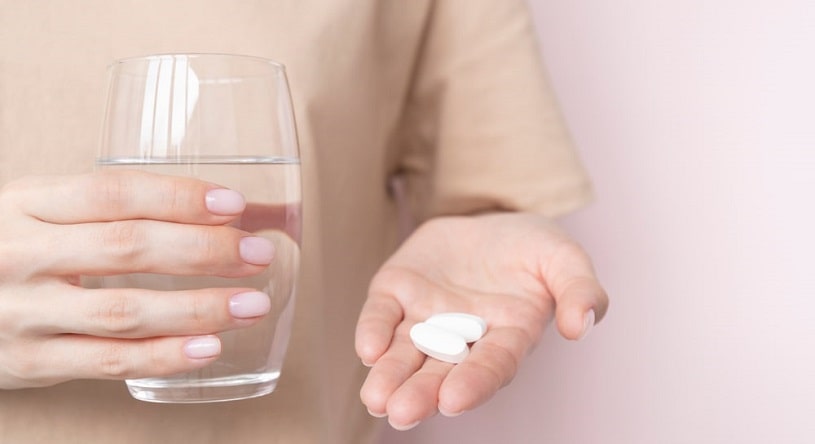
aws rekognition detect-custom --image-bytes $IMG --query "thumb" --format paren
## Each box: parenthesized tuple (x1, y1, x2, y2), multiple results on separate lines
(554, 276, 607, 340)
(541, 244, 609, 340)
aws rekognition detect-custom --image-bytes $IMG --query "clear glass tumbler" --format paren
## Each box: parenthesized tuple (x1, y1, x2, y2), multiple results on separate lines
(97, 53, 301, 403)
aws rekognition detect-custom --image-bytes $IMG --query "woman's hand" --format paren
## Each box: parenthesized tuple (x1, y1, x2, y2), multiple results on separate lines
(0, 171, 275, 389)
(356, 212, 609, 430)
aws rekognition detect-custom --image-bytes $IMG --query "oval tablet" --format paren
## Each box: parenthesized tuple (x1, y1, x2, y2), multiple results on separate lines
(425, 312, 487, 343)
(409, 322, 469, 364)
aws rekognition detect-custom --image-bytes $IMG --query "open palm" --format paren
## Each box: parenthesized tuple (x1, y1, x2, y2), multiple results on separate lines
(355, 212, 609, 430)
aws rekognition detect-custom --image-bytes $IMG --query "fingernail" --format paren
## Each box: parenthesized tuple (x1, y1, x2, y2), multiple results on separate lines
(579, 309, 596, 340)
(229, 291, 271, 318)
(390, 420, 420, 431)
(438, 407, 463, 418)
(367, 408, 388, 418)
(239, 237, 275, 265)
(184, 336, 221, 359)
(205, 189, 246, 215)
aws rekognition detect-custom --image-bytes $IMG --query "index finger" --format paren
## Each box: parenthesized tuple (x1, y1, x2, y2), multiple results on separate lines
(5, 171, 245, 224)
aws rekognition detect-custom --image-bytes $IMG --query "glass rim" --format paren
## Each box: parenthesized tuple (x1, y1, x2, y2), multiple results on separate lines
(108, 52, 286, 71)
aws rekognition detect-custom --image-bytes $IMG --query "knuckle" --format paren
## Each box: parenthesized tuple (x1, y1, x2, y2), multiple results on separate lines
(185, 292, 218, 330)
(193, 227, 228, 268)
(474, 343, 518, 389)
(0, 176, 36, 201)
(2, 348, 31, 381)
(0, 245, 19, 278)
(99, 221, 145, 262)
(197, 229, 219, 263)
(553, 239, 592, 266)
(151, 339, 188, 374)
(0, 176, 39, 217)
(158, 178, 190, 215)
(0, 183, 19, 207)
(1, 343, 44, 386)
(97, 342, 131, 378)
(98, 340, 178, 380)
(0, 179, 45, 279)
(0, 225, 44, 280)
(0, 302, 25, 337)
(142, 340, 183, 377)
(94, 294, 142, 335)
(89, 171, 137, 215)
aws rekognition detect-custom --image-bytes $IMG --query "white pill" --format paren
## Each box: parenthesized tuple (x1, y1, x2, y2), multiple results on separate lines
(409, 322, 469, 364)
(425, 312, 487, 343)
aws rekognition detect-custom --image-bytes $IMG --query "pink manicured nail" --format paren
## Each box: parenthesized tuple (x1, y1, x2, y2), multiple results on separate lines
(239, 237, 275, 265)
(205, 189, 246, 215)
(184, 336, 221, 359)
(579, 309, 596, 340)
(229, 291, 272, 318)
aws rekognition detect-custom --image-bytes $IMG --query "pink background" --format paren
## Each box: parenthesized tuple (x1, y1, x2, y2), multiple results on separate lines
(380, 1, 814, 443)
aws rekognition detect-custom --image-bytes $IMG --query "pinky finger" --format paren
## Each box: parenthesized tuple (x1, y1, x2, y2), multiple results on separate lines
(7, 335, 220, 387)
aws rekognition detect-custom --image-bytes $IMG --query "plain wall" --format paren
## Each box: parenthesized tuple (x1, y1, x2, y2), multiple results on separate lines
(380, 1, 814, 443)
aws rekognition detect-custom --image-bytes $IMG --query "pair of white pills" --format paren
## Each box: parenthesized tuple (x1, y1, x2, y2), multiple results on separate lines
(409, 313, 487, 364)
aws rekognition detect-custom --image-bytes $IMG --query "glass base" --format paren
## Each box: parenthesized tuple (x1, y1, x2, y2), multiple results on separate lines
(126, 371, 280, 403)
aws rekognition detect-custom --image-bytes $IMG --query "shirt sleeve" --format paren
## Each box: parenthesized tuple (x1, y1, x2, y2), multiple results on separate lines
(394, 0, 593, 221)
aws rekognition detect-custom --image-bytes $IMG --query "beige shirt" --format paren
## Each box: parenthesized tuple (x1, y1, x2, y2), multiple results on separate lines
(0, 1, 591, 442)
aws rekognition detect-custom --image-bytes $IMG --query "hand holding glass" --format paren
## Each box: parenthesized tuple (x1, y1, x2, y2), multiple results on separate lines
(98, 54, 301, 403)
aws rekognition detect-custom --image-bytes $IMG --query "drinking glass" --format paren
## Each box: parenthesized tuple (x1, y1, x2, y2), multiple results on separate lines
(97, 53, 301, 403)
